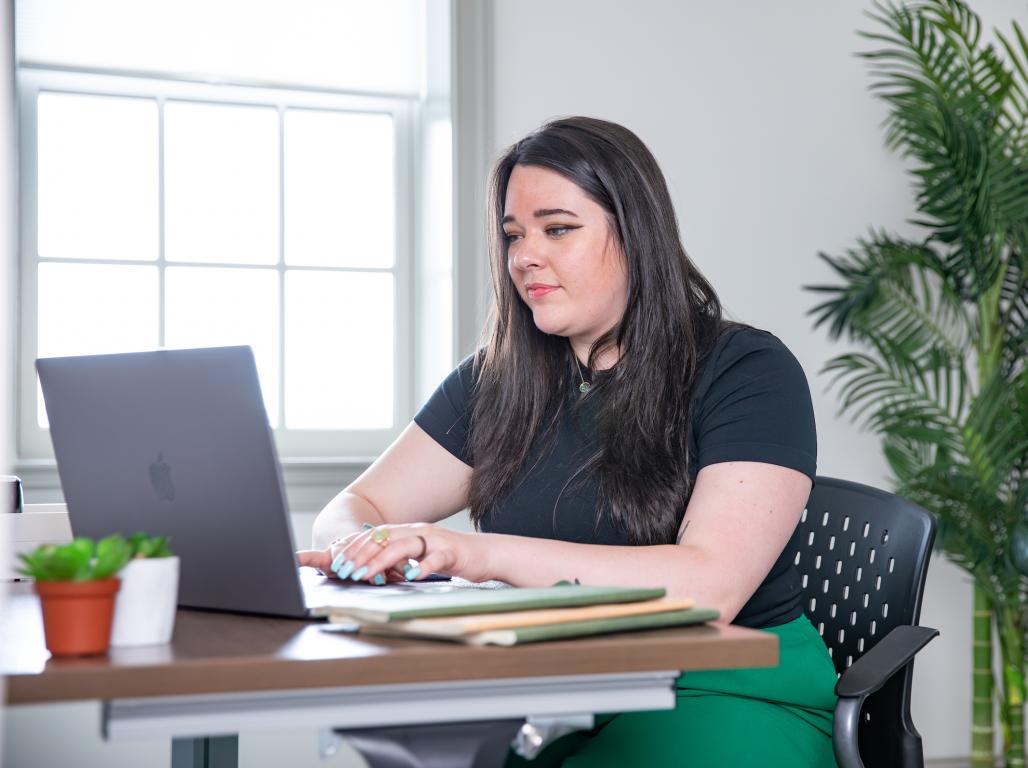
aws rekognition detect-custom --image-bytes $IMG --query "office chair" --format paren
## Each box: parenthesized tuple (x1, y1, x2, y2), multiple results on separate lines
(792, 477, 939, 768)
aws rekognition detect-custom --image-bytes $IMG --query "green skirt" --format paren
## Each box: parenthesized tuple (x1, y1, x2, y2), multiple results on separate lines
(506, 614, 839, 768)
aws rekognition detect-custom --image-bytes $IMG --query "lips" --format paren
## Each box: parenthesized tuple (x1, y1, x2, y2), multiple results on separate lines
(526, 284, 559, 300)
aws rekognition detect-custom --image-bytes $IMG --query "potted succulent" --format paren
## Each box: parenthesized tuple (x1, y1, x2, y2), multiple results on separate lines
(17, 536, 132, 656)
(109, 533, 179, 647)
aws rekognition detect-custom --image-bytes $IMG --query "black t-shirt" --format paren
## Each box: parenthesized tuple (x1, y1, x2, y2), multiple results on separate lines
(413, 326, 816, 628)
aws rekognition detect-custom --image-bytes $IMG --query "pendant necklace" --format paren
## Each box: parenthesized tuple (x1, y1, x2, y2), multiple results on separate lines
(573, 354, 591, 394)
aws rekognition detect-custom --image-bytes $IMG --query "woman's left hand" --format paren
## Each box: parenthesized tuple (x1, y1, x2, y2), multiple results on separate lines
(296, 523, 489, 585)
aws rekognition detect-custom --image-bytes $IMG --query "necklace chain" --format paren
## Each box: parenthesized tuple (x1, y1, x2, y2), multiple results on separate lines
(573, 354, 591, 394)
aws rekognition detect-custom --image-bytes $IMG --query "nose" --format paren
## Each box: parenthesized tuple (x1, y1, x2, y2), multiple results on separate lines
(509, 236, 545, 272)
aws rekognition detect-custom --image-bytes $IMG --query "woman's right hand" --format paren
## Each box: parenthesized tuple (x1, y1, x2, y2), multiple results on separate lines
(299, 421, 474, 580)
(296, 531, 356, 577)
(297, 527, 406, 583)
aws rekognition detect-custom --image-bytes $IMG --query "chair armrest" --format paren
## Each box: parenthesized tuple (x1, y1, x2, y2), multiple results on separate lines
(833, 624, 938, 768)
(835, 625, 938, 698)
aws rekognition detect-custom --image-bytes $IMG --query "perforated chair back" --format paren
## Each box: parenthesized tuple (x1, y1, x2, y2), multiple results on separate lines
(790, 477, 936, 767)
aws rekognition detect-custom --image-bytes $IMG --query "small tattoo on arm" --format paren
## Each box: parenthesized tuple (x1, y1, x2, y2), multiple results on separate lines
(676, 520, 690, 545)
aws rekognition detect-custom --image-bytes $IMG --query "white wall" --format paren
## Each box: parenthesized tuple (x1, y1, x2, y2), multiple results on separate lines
(1, 0, 15, 473)
(1, 0, 17, 762)
(485, 0, 1020, 760)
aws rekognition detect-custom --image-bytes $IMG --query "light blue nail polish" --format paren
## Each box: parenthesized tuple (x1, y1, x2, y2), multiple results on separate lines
(403, 565, 421, 581)
(331, 553, 346, 573)
(351, 565, 369, 581)
(361, 522, 375, 530)
(372, 573, 386, 586)
(336, 560, 355, 579)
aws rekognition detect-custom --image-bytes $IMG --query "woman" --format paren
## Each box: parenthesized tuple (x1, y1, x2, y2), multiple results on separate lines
(298, 116, 838, 767)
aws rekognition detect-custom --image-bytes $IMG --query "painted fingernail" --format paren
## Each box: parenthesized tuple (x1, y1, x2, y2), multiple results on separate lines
(336, 560, 355, 579)
(403, 565, 421, 581)
(331, 553, 346, 573)
(361, 522, 375, 530)
(372, 573, 386, 586)
(351, 566, 369, 581)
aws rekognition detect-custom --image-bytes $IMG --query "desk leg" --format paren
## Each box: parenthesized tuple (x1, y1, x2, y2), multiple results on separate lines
(339, 719, 524, 768)
(171, 736, 239, 768)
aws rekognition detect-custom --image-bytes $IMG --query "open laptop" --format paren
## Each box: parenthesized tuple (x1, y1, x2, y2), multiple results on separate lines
(36, 345, 440, 619)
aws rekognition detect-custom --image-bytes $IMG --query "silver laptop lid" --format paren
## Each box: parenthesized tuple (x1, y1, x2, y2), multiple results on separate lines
(36, 346, 308, 617)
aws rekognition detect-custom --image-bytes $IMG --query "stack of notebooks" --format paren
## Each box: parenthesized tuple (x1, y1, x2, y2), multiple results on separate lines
(324, 584, 718, 646)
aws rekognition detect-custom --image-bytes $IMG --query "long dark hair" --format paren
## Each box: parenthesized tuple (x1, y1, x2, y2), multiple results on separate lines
(469, 116, 725, 545)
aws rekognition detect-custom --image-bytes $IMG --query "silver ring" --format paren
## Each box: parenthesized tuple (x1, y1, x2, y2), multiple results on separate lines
(412, 534, 427, 560)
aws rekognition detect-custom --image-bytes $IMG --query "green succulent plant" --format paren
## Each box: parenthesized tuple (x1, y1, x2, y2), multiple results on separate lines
(126, 532, 174, 559)
(17, 536, 133, 582)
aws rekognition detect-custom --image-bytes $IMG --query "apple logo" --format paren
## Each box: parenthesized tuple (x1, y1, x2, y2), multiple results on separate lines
(149, 452, 176, 502)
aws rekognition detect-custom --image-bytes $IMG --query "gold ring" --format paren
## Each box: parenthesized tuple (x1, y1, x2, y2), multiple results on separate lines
(371, 526, 390, 546)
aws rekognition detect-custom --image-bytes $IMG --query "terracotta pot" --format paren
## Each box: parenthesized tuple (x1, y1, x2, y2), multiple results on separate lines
(35, 578, 121, 657)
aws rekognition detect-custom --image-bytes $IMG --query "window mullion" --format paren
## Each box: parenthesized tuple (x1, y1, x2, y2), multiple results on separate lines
(157, 94, 166, 346)
(277, 104, 287, 433)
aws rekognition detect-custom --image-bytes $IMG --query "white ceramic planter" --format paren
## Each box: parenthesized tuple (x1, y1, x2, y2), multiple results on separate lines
(110, 556, 179, 647)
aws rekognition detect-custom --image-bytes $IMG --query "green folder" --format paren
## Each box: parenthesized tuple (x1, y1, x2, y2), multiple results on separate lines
(326, 584, 667, 623)
(474, 608, 720, 646)
(361, 607, 720, 646)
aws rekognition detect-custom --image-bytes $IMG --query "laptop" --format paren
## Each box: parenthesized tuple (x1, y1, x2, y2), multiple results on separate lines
(36, 345, 439, 619)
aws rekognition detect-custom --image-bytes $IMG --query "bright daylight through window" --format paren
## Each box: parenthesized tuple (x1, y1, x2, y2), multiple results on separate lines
(15, 0, 453, 463)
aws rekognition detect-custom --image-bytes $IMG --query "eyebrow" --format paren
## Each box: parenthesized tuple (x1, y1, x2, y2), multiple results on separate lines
(501, 208, 579, 224)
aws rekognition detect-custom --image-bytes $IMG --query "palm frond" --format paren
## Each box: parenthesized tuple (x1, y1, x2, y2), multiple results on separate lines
(859, 0, 1028, 298)
(806, 232, 970, 356)
(1000, 251, 1028, 371)
(883, 432, 938, 482)
(822, 340, 966, 450)
(996, 19, 1028, 131)
(962, 367, 1028, 494)
(901, 461, 1008, 567)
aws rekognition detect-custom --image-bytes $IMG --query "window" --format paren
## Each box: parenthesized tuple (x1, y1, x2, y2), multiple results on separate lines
(16, 1, 454, 467)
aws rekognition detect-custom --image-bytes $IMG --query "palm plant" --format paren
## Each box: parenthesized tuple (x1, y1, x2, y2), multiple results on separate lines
(806, 1, 1028, 765)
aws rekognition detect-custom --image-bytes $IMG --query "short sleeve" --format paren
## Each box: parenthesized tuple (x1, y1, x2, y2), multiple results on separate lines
(413, 354, 478, 466)
(693, 329, 817, 480)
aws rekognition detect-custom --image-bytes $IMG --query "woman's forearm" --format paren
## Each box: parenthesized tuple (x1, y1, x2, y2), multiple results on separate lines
(480, 533, 752, 624)
(311, 490, 387, 549)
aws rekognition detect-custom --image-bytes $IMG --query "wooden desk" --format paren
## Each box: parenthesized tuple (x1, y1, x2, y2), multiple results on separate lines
(2, 584, 778, 767)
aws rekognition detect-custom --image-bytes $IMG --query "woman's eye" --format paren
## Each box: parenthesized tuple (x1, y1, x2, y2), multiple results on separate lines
(503, 232, 521, 243)
(546, 225, 574, 237)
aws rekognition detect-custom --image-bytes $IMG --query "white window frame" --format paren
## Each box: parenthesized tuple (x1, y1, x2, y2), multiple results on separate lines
(10, 1, 495, 512)
(17, 66, 421, 464)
